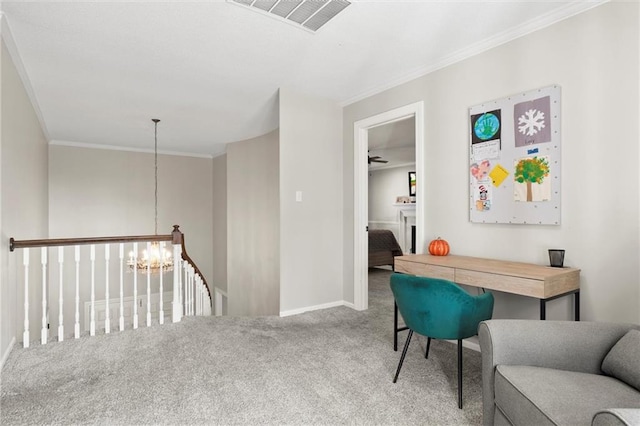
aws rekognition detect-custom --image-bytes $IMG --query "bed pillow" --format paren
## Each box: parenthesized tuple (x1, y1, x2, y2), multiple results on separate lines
(601, 329, 640, 391)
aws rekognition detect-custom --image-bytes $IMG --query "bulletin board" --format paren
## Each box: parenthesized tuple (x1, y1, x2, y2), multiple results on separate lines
(469, 85, 561, 225)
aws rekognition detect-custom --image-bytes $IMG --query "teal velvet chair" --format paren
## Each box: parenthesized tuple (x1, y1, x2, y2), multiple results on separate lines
(390, 273, 494, 409)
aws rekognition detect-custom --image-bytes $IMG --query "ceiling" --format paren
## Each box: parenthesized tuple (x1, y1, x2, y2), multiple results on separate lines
(0, 1, 605, 157)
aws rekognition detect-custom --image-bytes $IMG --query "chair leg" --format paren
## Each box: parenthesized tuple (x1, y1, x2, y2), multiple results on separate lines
(425, 337, 431, 359)
(458, 339, 463, 409)
(393, 330, 413, 383)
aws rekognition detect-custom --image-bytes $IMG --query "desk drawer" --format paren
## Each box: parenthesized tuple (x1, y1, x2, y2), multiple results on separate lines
(455, 269, 544, 298)
(395, 260, 454, 281)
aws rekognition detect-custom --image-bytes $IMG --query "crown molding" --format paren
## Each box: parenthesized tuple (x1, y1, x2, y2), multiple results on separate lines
(341, 1, 609, 107)
(49, 140, 215, 159)
(0, 12, 51, 141)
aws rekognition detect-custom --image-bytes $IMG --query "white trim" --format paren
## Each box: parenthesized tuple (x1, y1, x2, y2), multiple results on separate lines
(279, 300, 346, 317)
(214, 287, 227, 317)
(341, 1, 608, 107)
(443, 338, 481, 353)
(0, 13, 50, 141)
(49, 140, 215, 159)
(1, 337, 16, 371)
(354, 102, 425, 311)
(369, 161, 416, 172)
(368, 220, 397, 226)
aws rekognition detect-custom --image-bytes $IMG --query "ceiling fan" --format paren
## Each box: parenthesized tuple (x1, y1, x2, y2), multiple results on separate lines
(368, 154, 388, 165)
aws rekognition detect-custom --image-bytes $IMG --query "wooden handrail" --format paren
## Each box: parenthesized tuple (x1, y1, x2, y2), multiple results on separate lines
(10, 225, 184, 252)
(180, 233, 212, 306)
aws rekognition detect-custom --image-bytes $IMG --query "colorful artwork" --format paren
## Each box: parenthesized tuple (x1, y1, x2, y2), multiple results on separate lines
(489, 164, 509, 187)
(471, 109, 501, 145)
(514, 96, 551, 147)
(408, 171, 416, 196)
(474, 183, 491, 211)
(514, 156, 550, 202)
(470, 160, 491, 181)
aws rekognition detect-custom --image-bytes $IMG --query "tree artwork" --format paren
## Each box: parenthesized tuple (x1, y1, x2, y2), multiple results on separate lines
(514, 156, 549, 202)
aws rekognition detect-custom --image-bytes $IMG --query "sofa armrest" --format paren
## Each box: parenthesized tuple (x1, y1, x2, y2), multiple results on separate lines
(592, 409, 640, 426)
(478, 320, 639, 426)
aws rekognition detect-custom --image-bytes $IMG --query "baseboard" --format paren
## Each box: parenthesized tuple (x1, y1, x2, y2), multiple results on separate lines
(280, 300, 346, 317)
(442, 337, 481, 353)
(342, 301, 355, 309)
(0, 337, 16, 371)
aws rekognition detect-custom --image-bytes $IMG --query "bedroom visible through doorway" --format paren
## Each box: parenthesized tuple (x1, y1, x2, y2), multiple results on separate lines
(353, 101, 425, 311)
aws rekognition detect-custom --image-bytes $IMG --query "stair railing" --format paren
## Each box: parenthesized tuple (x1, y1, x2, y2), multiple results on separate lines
(9, 225, 211, 348)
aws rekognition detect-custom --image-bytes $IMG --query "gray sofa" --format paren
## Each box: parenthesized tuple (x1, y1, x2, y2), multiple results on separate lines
(479, 320, 640, 426)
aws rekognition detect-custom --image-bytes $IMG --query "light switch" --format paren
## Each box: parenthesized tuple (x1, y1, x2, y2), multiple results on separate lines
(295, 191, 303, 202)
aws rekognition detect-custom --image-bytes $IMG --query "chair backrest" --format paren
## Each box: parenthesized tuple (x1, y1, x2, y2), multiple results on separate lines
(390, 273, 494, 340)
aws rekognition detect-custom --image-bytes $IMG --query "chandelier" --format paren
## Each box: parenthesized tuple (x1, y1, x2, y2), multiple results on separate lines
(127, 119, 173, 273)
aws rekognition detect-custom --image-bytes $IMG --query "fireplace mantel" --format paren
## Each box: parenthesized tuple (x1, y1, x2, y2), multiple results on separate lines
(393, 203, 416, 253)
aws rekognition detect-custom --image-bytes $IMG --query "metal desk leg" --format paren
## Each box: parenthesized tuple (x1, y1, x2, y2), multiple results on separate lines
(394, 301, 398, 351)
(575, 291, 580, 321)
(540, 299, 546, 320)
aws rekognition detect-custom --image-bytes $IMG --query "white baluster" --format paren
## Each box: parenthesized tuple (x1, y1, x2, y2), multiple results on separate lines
(133, 242, 138, 329)
(191, 265, 196, 315)
(23, 249, 30, 348)
(183, 260, 189, 315)
(190, 265, 194, 316)
(104, 244, 110, 334)
(197, 277, 202, 315)
(146, 242, 151, 327)
(58, 247, 64, 342)
(190, 265, 195, 316)
(172, 243, 182, 323)
(119, 244, 124, 331)
(41, 247, 48, 345)
(195, 281, 199, 316)
(159, 242, 164, 325)
(187, 263, 193, 315)
(90, 245, 96, 336)
(74, 246, 80, 339)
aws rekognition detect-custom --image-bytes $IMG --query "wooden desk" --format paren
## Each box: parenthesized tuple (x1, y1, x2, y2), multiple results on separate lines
(392, 254, 581, 350)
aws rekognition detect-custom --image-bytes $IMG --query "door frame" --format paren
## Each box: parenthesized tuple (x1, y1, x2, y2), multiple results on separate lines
(353, 101, 425, 310)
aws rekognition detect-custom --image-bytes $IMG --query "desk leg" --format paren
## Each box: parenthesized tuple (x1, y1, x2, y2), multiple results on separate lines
(394, 302, 398, 351)
(575, 291, 580, 321)
(540, 300, 546, 320)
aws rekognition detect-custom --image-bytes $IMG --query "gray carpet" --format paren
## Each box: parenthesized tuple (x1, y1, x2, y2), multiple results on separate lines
(1, 269, 483, 425)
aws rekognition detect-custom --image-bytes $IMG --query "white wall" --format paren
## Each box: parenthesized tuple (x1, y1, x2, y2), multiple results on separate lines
(279, 88, 344, 314)
(369, 165, 415, 222)
(0, 40, 49, 361)
(211, 154, 227, 294)
(344, 2, 640, 323)
(226, 130, 279, 316)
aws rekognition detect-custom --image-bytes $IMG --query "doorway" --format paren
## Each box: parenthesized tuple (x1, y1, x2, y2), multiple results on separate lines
(353, 101, 425, 311)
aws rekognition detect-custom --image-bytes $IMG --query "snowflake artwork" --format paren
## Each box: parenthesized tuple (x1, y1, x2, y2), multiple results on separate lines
(513, 96, 551, 147)
(518, 109, 545, 136)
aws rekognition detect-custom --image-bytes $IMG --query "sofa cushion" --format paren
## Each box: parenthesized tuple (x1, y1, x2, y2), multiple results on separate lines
(495, 365, 640, 426)
(602, 329, 640, 391)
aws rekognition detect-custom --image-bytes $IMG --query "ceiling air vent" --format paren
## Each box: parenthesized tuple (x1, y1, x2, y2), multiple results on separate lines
(231, 0, 350, 32)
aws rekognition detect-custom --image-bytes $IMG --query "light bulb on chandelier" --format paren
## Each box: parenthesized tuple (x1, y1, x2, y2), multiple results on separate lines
(127, 119, 174, 274)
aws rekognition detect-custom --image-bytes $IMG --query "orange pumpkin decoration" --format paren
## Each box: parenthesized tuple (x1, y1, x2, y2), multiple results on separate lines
(428, 238, 450, 256)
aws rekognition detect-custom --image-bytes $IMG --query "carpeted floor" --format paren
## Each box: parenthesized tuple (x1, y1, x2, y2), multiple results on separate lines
(1, 268, 483, 425)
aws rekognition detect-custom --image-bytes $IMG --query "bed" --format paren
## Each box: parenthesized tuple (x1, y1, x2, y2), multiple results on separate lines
(368, 229, 403, 268)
